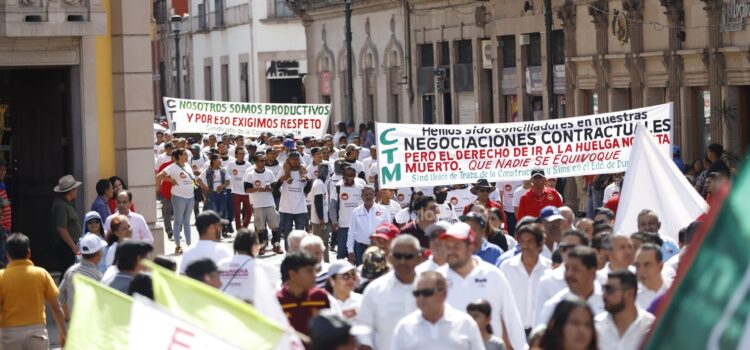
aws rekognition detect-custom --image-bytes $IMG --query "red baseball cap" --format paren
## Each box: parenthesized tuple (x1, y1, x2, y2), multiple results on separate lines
(439, 222, 477, 245)
(371, 223, 400, 241)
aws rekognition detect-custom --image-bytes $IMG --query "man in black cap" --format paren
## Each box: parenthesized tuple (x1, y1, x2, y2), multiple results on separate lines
(179, 210, 232, 274)
(309, 310, 359, 350)
(517, 169, 563, 219)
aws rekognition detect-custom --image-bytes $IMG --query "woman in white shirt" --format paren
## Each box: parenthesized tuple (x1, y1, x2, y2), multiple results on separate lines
(156, 148, 196, 254)
(325, 260, 363, 321)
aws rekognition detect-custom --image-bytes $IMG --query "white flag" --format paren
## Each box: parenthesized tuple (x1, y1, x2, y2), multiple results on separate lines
(614, 124, 708, 241)
(128, 296, 241, 350)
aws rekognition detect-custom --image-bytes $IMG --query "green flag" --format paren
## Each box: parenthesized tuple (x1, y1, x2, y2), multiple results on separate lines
(147, 261, 285, 350)
(66, 274, 133, 350)
(645, 166, 750, 349)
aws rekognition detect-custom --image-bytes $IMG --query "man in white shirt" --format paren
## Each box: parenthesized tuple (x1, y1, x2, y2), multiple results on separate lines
(415, 222, 451, 274)
(533, 229, 591, 314)
(636, 209, 681, 262)
(301, 235, 331, 288)
(391, 271, 484, 350)
(276, 152, 311, 252)
(180, 210, 233, 274)
(154, 142, 174, 171)
(499, 223, 551, 332)
(226, 147, 253, 232)
(634, 243, 670, 310)
(357, 235, 421, 350)
(448, 185, 476, 218)
(602, 172, 623, 204)
(513, 180, 531, 216)
(497, 180, 523, 236)
(104, 190, 153, 244)
(536, 246, 605, 327)
(595, 270, 654, 350)
(309, 163, 332, 262)
(332, 121, 348, 148)
(597, 233, 636, 285)
(437, 222, 527, 350)
(377, 188, 402, 222)
(330, 166, 366, 259)
(347, 186, 390, 265)
(243, 152, 281, 254)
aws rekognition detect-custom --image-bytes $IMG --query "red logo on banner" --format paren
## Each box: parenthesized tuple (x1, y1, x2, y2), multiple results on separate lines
(341, 193, 349, 201)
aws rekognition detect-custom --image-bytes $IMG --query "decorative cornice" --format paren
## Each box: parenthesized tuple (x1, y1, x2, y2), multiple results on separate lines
(589, 0, 609, 29)
(556, 0, 576, 29)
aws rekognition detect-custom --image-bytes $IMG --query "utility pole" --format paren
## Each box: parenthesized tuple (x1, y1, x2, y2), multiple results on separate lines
(344, 0, 354, 125)
(171, 15, 182, 98)
(544, 0, 557, 119)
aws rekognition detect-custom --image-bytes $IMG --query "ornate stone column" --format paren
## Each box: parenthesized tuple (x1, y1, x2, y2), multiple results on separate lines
(661, 0, 684, 147)
(623, 0, 644, 107)
(702, 0, 724, 144)
(557, 0, 577, 117)
(589, 0, 609, 112)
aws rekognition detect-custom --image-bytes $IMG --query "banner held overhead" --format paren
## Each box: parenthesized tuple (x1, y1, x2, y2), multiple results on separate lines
(377, 103, 673, 188)
(163, 97, 331, 138)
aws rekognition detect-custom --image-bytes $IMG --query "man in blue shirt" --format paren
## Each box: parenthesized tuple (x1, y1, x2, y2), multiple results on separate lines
(90, 179, 113, 222)
(459, 211, 503, 264)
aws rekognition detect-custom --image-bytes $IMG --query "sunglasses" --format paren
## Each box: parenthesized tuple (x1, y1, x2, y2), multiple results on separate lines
(391, 252, 418, 261)
(412, 288, 443, 298)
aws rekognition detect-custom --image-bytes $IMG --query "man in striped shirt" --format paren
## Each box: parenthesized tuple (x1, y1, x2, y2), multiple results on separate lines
(58, 235, 105, 320)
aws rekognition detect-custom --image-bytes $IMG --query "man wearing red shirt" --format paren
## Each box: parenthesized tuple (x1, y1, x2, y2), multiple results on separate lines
(517, 169, 563, 219)
(156, 154, 174, 239)
(463, 179, 508, 231)
(277, 252, 331, 341)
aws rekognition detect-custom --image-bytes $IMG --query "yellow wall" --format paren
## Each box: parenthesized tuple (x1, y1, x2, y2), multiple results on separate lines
(95, 0, 114, 177)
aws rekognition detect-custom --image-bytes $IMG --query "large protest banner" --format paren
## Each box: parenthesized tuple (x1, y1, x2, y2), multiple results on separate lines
(377, 103, 673, 188)
(163, 97, 331, 138)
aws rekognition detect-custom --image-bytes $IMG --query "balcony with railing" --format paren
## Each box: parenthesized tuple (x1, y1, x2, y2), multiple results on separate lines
(0, 0, 107, 37)
(191, 1, 250, 33)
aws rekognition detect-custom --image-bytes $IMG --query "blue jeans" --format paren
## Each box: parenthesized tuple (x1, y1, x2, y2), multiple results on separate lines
(337, 227, 350, 259)
(225, 189, 234, 224)
(206, 191, 227, 218)
(280, 212, 307, 250)
(172, 195, 195, 246)
(354, 242, 368, 266)
(586, 187, 604, 219)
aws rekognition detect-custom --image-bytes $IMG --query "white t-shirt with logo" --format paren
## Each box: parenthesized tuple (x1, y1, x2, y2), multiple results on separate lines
(278, 168, 308, 214)
(165, 163, 195, 199)
(334, 178, 366, 228)
(198, 167, 224, 191)
(243, 168, 277, 208)
(447, 187, 477, 217)
(308, 179, 330, 224)
(225, 161, 252, 195)
(497, 181, 524, 212)
(217, 255, 281, 303)
(190, 155, 207, 174)
(395, 187, 413, 208)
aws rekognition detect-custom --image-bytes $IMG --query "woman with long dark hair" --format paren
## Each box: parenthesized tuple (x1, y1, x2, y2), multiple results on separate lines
(467, 299, 506, 350)
(156, 148, 196, 254)
(107, 176, 135, 213)
(538, 297, 598, 350)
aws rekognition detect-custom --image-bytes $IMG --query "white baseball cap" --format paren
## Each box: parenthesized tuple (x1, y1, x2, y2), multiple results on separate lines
(79, 234, 106, 255)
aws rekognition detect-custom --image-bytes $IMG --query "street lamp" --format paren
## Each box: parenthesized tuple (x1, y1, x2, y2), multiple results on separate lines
(170, 15, 182, 98)
(344, 0, 354, 125)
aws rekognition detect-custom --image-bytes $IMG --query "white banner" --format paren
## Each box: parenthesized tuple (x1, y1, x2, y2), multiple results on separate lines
(614, 124, 708, 241)
(163, 97, 331, 138)
(128, 296, 241, 350)
(377, 103, 673, 188)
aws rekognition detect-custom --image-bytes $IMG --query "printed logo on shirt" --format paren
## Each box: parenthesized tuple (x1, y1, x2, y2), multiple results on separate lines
(232, 169, 239, 176)
(192, 165, 198, 171)
(474, 277, 488, 287)
(505, 184, 512, 192)
(613, 191, 620, 196)
(341, 193, 349, 201)
(547, 195, 554, 201)
(397, 193, 405, 202)
(254, 180, 262, 187)
(179, 173, 187, 179)
(450, 197, 458, 206)
(342, 309, 357, 319)
(376, 211, 382, 217)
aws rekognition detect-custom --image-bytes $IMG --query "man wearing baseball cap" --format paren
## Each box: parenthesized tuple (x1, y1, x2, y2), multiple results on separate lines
(58, 234, 106, 319)
(517, 169, 563, 219)
(538, 206, 566, 259)
(437, 222, 527, 350)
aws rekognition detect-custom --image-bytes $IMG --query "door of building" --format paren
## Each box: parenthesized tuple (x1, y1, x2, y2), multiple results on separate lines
(0, 68, 72, 270)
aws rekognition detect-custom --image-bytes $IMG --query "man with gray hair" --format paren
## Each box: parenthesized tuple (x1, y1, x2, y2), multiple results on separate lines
(391, 271, 484, 350)
(596, 233, 635, 285)
(636, 209, 680, 261)
(347, 185, 390, 266)
(300, 235, 330, 288)
(286, 230, 309, 254)
(357, 235, 421, 350)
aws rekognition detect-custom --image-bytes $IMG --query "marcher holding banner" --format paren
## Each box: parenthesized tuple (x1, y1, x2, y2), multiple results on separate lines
(377, 103, 672, 189)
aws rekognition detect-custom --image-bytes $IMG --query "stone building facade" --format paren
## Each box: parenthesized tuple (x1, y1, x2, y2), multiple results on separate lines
(0, 0, 159, 270)
(291, 0, 750, 164)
